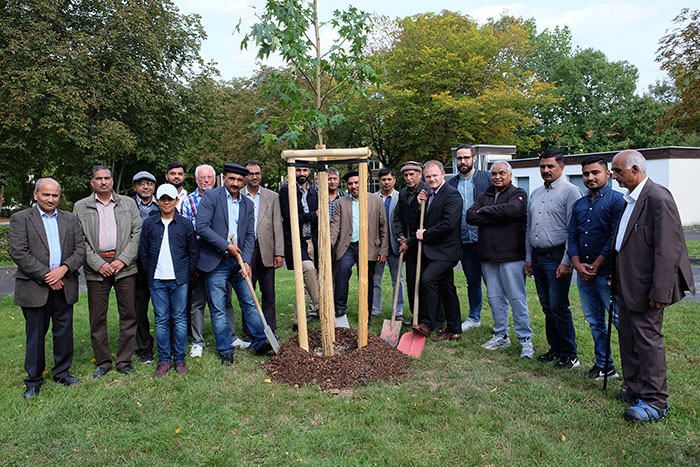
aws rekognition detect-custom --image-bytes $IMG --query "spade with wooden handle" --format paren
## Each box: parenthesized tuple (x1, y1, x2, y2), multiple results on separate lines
(397, 201, 427, 357)
(380, 251, 404, 347)
(229, 236, 280, 353)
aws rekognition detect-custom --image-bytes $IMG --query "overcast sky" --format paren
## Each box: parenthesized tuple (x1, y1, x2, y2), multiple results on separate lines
(172, 0, 687, 93)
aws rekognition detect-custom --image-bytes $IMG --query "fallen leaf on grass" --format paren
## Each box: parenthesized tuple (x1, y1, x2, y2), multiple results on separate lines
(490, 386, 498, 392)
(18, 344, 23, 348)
(175, 428, 181, 434)
(137, 402, 142, 407)
(264, 378, 272, 383)
(557, 432, 566, 441)
(9, 316, 14, 320)
(91, 358, 96, 363)
(43, 370, 49, 377)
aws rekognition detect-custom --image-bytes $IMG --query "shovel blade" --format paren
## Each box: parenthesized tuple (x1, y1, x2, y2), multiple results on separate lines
(335, 313, 350, 328)
(380, 319, 401, 347)
(264, 325, 280, 354)
(397, 330, 426, 357)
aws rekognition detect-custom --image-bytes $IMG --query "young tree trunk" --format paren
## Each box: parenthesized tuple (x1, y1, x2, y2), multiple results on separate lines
(314, 0, 323, 146)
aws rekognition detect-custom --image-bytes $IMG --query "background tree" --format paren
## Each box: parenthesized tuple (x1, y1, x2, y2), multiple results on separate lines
(0, 0, 215, 207)
(657, 8, 700, 134)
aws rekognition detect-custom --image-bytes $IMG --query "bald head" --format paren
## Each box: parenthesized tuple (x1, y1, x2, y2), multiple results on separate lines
(612, 150, 647, 191)
(33, 178, 61, 215)
(35, 177, 61, 193)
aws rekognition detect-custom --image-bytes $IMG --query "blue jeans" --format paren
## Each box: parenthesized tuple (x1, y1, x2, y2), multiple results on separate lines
(460, 243, 483, 321)
(150, 280, 189, 364)
(578, 274, 618, 368)
(204, 258, 267, 355)
(371, 251, 405, 316)
(532, 250, 577, 358)
(481, 261, 532, 340)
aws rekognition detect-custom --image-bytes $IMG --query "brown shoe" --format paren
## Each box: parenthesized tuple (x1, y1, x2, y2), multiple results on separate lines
(174, 361, 189, 375)
(413, 323, 432, 337)
(153, 363, 171, 379)
(433, 332, 461, 342)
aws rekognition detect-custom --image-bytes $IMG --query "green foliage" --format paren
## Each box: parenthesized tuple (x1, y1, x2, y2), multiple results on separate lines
(0, 0, 216, 202)
(0, 225, 10, 264)
(240, 0, 379, 148)
(333, 11, 558, 168)
(657, 8, 700, 134)
(687, 240, 700, 258)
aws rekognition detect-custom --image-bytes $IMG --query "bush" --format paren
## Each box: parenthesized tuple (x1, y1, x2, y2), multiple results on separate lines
(0, 225, 10, 263)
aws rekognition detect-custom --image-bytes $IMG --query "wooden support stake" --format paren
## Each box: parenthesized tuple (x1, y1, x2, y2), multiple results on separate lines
(316, 150, 334, 355)
(286, 162, 309, 352)
(357, 161, 369, 348)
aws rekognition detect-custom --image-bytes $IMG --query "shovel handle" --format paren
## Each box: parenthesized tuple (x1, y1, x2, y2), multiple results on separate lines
(412, 201, 426, 327)
(229, 236, 266, 322)
(390, 251, 405, 322)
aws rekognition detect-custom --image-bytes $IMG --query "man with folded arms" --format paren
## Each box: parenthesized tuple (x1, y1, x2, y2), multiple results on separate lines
(74, 166, 142, 378)
(467, 162, 533, 358)
(10, 178, 86, 398)
(139, 184, 198, 378)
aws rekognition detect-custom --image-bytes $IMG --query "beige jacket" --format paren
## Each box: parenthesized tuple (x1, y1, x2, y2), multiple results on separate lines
(330, 193, 389, 261)
(73, 192, 142, 281)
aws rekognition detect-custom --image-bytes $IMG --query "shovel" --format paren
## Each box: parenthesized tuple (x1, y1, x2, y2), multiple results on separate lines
(229, 236, 280, 353)
(380, 251, 404, 347)
(397, 201, 427, 357)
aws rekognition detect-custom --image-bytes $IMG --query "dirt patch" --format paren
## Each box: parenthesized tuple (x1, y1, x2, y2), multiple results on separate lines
(263, 327, 412, 390)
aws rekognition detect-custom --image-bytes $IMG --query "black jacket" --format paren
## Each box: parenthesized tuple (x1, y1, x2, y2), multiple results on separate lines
(422, 183, 463, 262)
(139, 213, 198, 286)
(392, 181, 429, 250)
(466, 184, 528, 263)
(279, 184, 319, 269)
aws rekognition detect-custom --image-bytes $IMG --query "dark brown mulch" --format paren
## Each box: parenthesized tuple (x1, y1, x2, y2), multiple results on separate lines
(262, 327, 412, 390)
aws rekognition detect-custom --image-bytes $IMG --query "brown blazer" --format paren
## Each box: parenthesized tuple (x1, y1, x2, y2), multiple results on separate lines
(248, 186, 284, 268)
(330, 194, 389, 261)
(9, 207, 86, 308)
(613, 179, 695, 310)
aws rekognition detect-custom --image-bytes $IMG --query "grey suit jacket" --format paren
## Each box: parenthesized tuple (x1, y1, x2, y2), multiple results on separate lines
(9, 207, 86, 307)
(330, 194, 389, 261)
(375, 189, 400, 255)
(245, 186, 284, 268)
(614, 179, 695, 310)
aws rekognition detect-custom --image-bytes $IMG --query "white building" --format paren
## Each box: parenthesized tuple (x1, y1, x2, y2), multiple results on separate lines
(450, 146, 700, 226)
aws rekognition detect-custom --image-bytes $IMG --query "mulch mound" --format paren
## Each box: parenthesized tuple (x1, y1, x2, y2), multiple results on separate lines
(262, 327, 412, 390)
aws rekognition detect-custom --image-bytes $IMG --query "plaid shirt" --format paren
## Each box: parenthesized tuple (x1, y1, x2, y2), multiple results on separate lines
(181, 188, 203, 230)
(329, 189, 346, 220)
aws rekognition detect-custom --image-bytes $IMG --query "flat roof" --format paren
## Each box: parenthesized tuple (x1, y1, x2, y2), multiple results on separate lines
(508, 147, 700, 169)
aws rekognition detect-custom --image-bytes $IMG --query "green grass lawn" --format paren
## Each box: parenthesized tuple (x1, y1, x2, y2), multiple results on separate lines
(1, 269, 699, 466)
(687, 240, 700, 259)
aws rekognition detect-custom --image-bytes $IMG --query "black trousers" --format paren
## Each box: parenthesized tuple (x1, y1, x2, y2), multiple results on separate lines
(419, 257, 462, 334)
(243, 243, 277, 333)
(23, 290, 74, 388)
(333, 242, 377, 319)
(134, 264, 154, 359)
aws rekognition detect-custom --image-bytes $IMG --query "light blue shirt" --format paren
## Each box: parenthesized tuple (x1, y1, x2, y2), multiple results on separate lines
(226, 191, 241, 245)
(38, 206, 61, 269)
(351, 196, 359, 242)
(457, 173, 478, 244)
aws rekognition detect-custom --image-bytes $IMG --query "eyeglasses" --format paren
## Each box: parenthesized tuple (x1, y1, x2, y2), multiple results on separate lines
(456, 156, 475, 161)
(248, 171, 261, 177)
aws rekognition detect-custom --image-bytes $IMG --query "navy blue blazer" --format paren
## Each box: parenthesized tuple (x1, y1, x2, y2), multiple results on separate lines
(195, 186, 256, 272)
(139, 213, 198, 286)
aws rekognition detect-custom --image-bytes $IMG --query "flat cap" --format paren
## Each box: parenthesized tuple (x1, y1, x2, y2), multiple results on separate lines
(343, 170, 359, 181)
(133, 171, 156, 183)
(223, 163, 250, 176)
(400, 161, 422, 173)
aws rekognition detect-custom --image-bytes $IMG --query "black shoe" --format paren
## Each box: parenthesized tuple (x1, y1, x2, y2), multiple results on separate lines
(54, 374, 80, 386)
(292, 324, 299, 332)
(616, 391, 638, 405)
(335, 309, 346, 318)
(139, 355, 154, 364)
(537, 349, 559, 363)
(221, 353, 234, 366)
(555, 356, 580, 369)
(255, 342, 274, 356)
(116, 364, 135, 375)
(92, 367, 110, 378)
(24, 385, 40, 399)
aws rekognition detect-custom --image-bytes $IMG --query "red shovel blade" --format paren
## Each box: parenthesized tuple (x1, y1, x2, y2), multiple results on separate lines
(397, 330, 426, 357)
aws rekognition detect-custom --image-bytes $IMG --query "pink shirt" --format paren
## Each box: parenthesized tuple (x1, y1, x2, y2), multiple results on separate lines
(95, 194, 117, 252)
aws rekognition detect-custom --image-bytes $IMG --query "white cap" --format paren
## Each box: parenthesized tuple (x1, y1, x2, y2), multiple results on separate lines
(156, 184, 178, 200)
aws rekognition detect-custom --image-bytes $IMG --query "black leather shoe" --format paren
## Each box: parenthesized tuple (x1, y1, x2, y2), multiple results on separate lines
(23, 385, 40, 399)
(292, 324, 299, 332)
(537, 349, 559, 363)
(255, 342, 274, 356)
(221, 353, 234, 366)
(93, 367, 110, 378)
(116, 364, 135, 375)
(54, 374, 81, 386)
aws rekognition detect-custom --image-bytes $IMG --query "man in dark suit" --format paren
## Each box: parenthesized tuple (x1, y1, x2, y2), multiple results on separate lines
(393, 161, 429, 325)
(611, 150, 695, 422)
(9, 178, 86, 399)
(279, 166, 320, 326)
(196, 163, 274, 364)
(413, 160, 463, 340)
(330, 171, 389, 319)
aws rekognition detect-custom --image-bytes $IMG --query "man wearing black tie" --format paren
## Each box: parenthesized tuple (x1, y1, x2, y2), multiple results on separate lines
(413, 160, 463, 340)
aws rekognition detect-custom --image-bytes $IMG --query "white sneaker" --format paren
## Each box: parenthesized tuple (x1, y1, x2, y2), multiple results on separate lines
(232, 337, 251, 349)
(190, 344, 203, 358)
(461, 318, 481, 332)
(481, 334, 512, 350)
(519, 339, 534, 359)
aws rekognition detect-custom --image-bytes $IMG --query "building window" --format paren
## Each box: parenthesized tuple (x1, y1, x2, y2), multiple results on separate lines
(516, 176, 530, 195)
(568, 175, 586, 193)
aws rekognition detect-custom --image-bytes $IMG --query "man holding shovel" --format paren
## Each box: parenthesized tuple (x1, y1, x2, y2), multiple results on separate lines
(195, 163, 274, 365)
